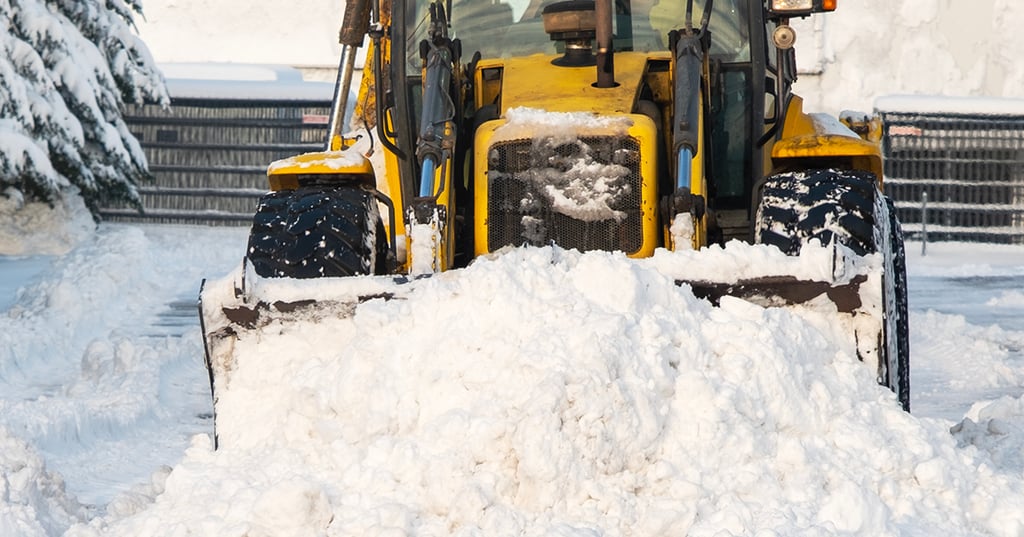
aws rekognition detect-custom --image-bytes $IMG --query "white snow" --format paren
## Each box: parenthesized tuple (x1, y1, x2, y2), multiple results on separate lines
(497, 107, 634, 141)
(159, 63, 335, 102)
(987, 291, 1024, 308)
(0, 193, 94, 256)
(875, 95, 1024, 117)
(265, 148, 370, 174)
(668, 215, 695, 250)
(491, 108, 636, 223)
(1, 210, 1023, 536)
(3, 0, 1024, 535)
(407, 221, 442, 275)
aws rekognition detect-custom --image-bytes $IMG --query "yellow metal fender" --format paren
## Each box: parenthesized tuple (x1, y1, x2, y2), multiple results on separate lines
(265, 135, 410, 271)
(772, 95, 883, 182)
(265, 148, 375, 191)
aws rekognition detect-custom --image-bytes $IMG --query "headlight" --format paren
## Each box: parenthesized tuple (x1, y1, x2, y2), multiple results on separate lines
(768, 0, 836, 17)
(772, 0, 813, 10)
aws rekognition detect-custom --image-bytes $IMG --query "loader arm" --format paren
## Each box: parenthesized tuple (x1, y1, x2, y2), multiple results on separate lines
(404, 0, 462, 273)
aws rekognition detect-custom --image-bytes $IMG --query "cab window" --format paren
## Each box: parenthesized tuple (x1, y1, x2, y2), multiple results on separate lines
(407, 0, 750, 73)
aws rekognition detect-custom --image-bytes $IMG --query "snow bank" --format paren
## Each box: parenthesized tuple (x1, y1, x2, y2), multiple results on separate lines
(0, 428, 86, 537)
(906, 241, 1024, 278)
(955, 395, 1024, 473)
(0, 221, 248, 527)
(86, 245, 1024, 536)
(0, 192, 94, 256)
(795, 0, 1024, 115)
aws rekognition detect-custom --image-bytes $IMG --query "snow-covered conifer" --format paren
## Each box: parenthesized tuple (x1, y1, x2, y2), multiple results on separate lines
(0, 0, 167, 219)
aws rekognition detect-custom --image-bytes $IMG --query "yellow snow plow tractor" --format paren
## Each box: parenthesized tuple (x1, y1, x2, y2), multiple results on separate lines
(200, 0, 910, 430)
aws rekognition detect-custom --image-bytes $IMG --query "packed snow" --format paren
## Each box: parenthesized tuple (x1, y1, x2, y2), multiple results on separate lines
(1, 199, 1024, 536)
(0, 195, 94, 257)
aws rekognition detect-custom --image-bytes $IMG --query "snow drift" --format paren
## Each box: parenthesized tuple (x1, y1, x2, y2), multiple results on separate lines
(70, 244, 1024, 536)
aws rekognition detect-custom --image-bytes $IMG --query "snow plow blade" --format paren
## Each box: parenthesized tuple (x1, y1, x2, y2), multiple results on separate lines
(198, 261, 419, 447)
(686, 275, 866, 313)
(199, 242, 905, 448)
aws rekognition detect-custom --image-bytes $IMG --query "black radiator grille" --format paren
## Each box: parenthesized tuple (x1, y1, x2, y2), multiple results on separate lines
(486, 136, 644, 253)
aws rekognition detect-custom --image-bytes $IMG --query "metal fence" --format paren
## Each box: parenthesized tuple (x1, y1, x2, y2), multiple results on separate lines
(103, 97, 332, 226)
(878, 100, 1024, 244)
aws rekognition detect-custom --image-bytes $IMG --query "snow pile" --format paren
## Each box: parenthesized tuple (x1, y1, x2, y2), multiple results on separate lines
(795, 0, 1024, 115)
(83, 245, 1024, 536)
(0, 222, 249, 536)
(0, 428, 86, 537)
(0, 193, 94, 256)
(988, 291, 1024, 308)
(1, 217, 1022, 535)
(954, 396, 1024, 473)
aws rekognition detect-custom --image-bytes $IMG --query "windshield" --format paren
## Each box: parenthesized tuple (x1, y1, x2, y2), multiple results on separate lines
(407, 0, 749, 74)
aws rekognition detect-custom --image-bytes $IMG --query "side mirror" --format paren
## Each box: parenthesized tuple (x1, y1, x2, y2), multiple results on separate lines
(766, 0, 836, 20)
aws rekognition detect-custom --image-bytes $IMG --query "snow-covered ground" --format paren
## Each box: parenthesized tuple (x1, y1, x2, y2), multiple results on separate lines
(2, 201, 1024, 536)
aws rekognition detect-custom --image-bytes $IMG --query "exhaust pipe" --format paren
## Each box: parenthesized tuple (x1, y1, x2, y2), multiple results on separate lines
(327, 0, 372, 150)
(594, 0, 616, 87)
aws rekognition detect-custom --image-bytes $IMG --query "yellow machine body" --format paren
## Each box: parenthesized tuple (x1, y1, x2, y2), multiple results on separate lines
(260, 0, 884, 273)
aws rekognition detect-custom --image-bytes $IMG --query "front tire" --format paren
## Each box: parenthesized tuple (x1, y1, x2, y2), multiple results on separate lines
(883, 197, 911, 411)
(755, 168, 910, 411)
(755, 168, 877, 256)
(246, 186, 386, 278)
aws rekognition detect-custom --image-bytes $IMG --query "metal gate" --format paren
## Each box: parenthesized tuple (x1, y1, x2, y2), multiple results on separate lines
(104, 96, 332, 226)
(878, 97, 1024, 244)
